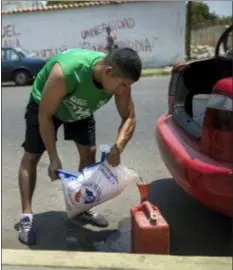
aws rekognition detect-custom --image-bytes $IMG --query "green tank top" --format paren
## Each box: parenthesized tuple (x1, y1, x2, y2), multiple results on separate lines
(32, 49, 113, 122)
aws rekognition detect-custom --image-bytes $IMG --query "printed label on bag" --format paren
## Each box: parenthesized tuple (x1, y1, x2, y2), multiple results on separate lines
(100, 163, 118, 184)
(74, 182, 102, 204)
(64, 184, 80, 207)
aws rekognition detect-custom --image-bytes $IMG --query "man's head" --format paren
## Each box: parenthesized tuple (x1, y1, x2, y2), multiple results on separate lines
(99, 47, 142, 95)
(106, 26, 111, 35)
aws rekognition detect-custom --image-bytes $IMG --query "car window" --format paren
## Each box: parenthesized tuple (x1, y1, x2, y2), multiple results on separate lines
(3, 49, 20, 61)
(225, 31, 232, 49)
(1, 49, 6, 61)
(221, 28, 233, 57)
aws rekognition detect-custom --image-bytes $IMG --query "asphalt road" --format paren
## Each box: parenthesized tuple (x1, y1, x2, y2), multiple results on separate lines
(2, 77, 231, 256)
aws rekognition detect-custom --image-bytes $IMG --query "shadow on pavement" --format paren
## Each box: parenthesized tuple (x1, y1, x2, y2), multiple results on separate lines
(19, 211, 116, 251)
(13, 179, 231, 255)
(93, 178, 232, 256)
(148, 178, 232, 257)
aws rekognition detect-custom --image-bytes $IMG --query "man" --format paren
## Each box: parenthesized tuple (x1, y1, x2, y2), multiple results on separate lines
(105, 26, 118, 53)
(18, 47, 142, 245)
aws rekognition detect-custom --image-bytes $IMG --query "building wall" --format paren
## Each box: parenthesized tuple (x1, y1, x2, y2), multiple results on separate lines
(191, 24, 228, 46)
(2, 2, 186, 68)
(1, 1, 44, 11)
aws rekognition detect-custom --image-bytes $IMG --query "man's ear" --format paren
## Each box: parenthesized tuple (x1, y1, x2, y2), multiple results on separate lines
(104, 66, 113, 76)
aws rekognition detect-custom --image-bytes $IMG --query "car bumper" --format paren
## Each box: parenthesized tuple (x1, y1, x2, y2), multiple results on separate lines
(156, 114, 233, 217)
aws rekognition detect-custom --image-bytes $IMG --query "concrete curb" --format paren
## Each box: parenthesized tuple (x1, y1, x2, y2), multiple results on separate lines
(2, 249, 231, 270)
(141, 67, 172, 77)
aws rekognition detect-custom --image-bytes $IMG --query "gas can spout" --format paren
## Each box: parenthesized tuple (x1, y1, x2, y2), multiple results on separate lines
(150, 213, 157, 221)
(136, 177, 149, 202)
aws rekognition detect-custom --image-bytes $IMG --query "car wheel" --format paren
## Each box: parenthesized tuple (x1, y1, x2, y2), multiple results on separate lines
(13, 70, 30, 86)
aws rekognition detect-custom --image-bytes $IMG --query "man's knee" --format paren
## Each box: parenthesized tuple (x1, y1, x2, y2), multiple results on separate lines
(20, 151, 42, 170)
(78, 145, 96, 166)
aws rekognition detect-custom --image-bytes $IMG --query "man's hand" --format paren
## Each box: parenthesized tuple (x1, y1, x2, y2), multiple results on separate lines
(48, 157, 62, 181)
(107, 144, 121, 167)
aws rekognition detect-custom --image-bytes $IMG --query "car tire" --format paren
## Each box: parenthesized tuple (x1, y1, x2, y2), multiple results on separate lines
(13, 70, 30, 86)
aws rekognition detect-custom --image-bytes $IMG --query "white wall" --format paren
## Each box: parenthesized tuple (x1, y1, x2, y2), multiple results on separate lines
(2, 2, 186, 68)
(1, 1, 44, 11)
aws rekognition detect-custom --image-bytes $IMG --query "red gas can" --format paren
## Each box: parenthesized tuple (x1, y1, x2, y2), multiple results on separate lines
(131, 184, 170, 254)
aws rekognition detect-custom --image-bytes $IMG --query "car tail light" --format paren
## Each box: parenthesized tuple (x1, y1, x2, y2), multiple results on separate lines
(200, 78, 233, 162)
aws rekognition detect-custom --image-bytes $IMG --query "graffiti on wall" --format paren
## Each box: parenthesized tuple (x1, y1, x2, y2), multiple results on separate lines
(118, 38, 153, 52)
(32, 46, 68, 58)
(81, 17, 135, 40)
(2, 23, 67, 58)
(2, 24, 21, 47)
(1, 17, 157, 59)
(80, 17, 156, 54)
(80, 37, 154, 53)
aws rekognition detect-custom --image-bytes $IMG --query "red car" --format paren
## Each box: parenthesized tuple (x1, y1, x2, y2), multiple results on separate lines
(156, 25, 233, 217)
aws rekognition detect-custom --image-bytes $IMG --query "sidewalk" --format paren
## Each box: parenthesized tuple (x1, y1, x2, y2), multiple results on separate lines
(141, 67, 172, 77)
(3, 267, 96, 270)
(3, 267, 101, 270)
(3, 249, 231, 270)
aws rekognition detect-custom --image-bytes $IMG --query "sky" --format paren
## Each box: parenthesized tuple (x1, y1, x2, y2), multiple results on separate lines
(204, 1, 233, 16)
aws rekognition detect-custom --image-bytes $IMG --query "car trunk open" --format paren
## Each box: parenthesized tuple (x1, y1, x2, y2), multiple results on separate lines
(171, 57, 232, 161)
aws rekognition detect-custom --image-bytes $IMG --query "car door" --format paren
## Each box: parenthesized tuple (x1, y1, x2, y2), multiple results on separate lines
(1, 48, 21, 82)
(1, 48, 9, 82)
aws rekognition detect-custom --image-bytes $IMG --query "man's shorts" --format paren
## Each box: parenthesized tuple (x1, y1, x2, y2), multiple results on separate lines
(22, 98, 96, 154)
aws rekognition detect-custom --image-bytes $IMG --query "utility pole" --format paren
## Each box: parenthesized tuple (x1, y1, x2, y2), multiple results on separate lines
(186, 1, 192, 60)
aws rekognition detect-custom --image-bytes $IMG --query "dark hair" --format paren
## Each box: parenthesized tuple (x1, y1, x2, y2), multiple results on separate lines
(106, 26, 111, 32)
(104, 47, 142, 82)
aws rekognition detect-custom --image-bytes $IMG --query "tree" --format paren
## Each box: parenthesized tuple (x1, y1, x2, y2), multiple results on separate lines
(220, 15, 232, 26)
(190, 1, 219, 29)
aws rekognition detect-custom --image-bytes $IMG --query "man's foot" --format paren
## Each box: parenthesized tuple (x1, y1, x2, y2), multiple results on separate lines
(18, 214, 36, 245)
(75, 209, 109, 228)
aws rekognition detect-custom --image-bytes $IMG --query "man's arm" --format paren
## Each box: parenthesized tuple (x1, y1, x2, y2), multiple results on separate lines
(39, 63, 66, 162)
(114, 89, 136, 153)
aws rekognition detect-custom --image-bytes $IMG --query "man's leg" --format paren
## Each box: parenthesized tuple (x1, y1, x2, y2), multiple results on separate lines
(76, 143, 96, 171)
(18, 98, 61, 245)
(19, 152, 42, 214)
(18, 151, 42, 245)
(64, 116, 109, 228)
(74, 143, 109, 227)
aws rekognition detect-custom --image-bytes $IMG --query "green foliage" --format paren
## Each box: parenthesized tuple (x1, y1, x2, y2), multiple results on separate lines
(190, 1, 232, 29)
(220, 16, 232, 26)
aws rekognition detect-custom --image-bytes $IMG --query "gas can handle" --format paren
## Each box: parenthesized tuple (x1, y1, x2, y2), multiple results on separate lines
(144, 201, 160, 222)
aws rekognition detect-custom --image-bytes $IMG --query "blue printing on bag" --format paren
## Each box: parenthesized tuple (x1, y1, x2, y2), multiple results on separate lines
(57, 169, 81, 180)
(57, 152, 107, 180)
(86, 152, 107, 169)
